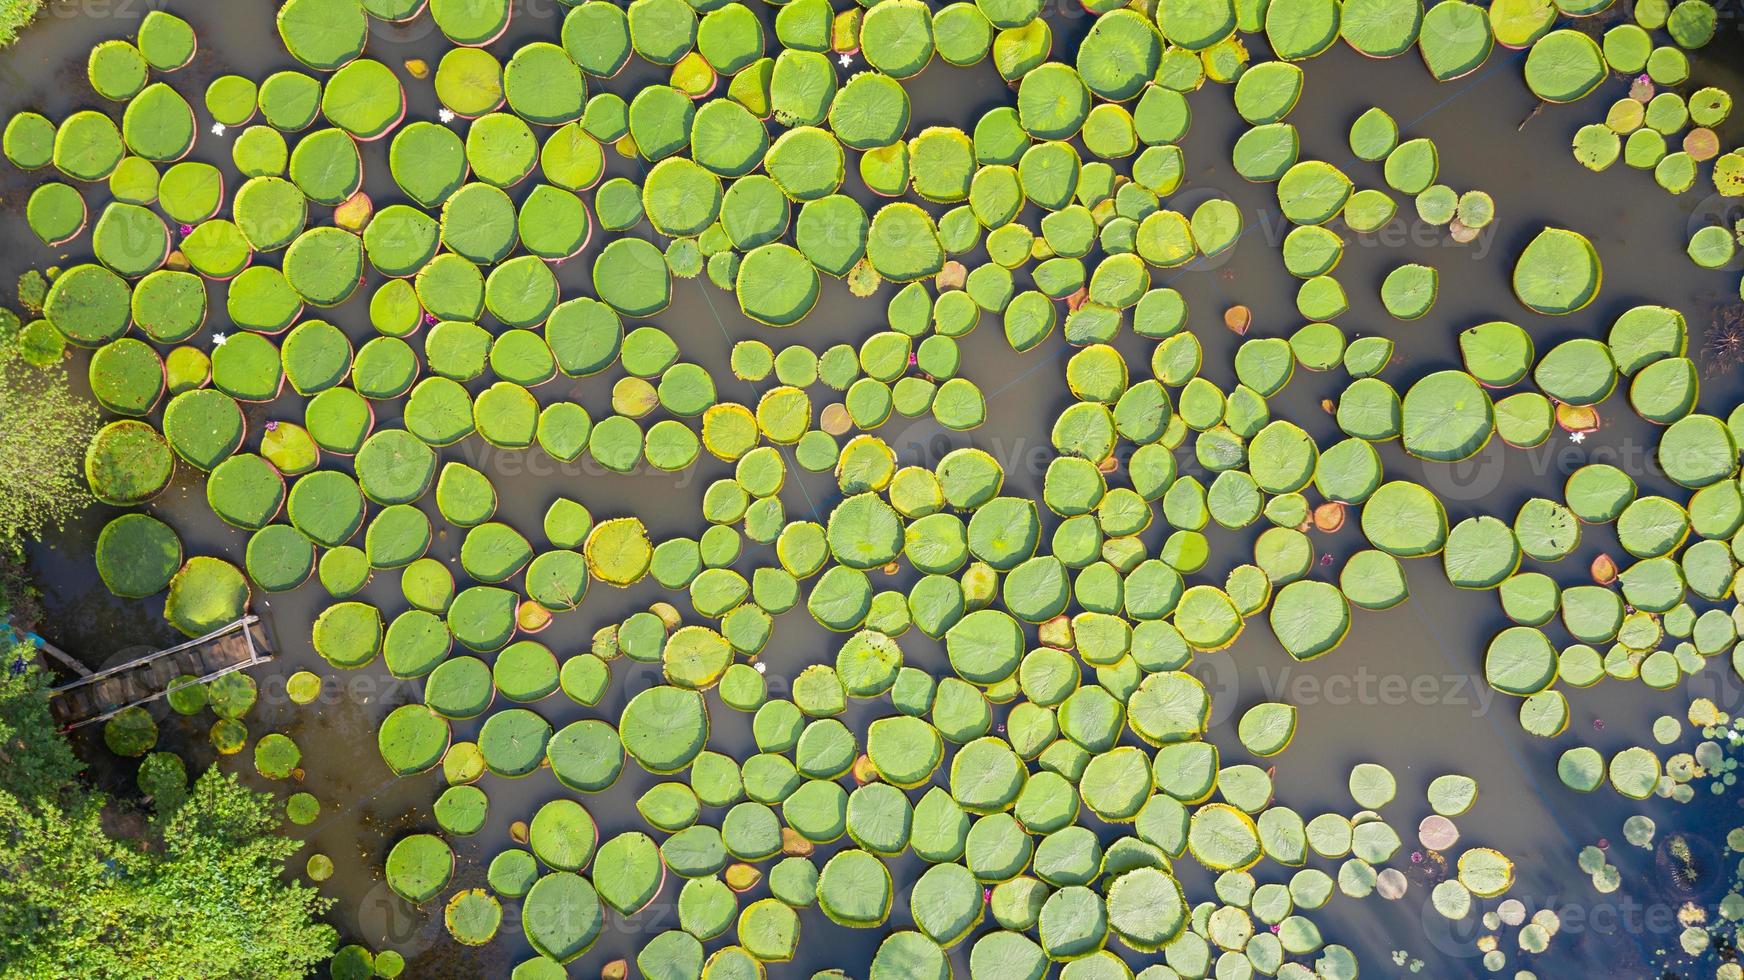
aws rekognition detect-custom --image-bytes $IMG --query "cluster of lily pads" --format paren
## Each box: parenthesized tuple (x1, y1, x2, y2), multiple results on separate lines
(1569, 694, 1744, 970)
(1672, 818, 1744, 970)
(331, 943, 409, 980)
(1561, 7, 1728, 173)
(105, 664, 261, 754)
(98, 644, 331, 843)
(9, 0, 1744, 975)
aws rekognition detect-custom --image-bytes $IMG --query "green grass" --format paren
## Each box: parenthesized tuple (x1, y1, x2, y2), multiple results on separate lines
(0, 0, 41, 48)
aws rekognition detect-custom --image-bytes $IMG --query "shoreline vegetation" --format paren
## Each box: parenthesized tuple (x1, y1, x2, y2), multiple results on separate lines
(0, 234, 330, 977)
(0, 633, 336, 977)
(0, 0, 39, 49)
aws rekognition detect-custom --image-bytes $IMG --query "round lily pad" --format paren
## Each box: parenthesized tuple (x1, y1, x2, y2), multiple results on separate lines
(1513, 227, 1602, 315)
(96, 514, 182, 598)
(620, 685, 709, 773)
(386, 833, 454, 904)
(738, 244, 819, 327)
(1525, 30, 1607, 103)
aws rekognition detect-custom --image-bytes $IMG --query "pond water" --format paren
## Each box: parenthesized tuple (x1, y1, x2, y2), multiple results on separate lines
(9, 1, 1744, 977)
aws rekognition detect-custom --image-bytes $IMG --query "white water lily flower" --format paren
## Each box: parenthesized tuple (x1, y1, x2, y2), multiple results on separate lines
(211, 332, 228, 346)
(838, 52, 852, 68)
(210, 123, 226, 137)
(1570, 431, 1586, 444)
(438, 108, 456, 124)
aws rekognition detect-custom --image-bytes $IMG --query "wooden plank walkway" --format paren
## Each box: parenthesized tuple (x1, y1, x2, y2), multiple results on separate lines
(35, 637, 91, 678)
(49, 615, 274, 730)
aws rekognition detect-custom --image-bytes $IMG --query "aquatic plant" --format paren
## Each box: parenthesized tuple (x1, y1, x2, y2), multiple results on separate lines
(4, 0, 1743, 975)
(0, 356, 98, 544)
(1703, 304, 1744, 377)
(0, 1, 39, 49)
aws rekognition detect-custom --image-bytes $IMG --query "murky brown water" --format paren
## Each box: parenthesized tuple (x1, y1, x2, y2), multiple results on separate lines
(9, 1, 1744, 976)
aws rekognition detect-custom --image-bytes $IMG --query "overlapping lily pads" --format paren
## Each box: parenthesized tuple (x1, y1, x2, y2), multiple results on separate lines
(28, 3, 1719, 977)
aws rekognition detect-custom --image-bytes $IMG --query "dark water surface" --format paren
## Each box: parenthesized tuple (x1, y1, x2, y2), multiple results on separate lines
(9, 1, 1744, 976)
